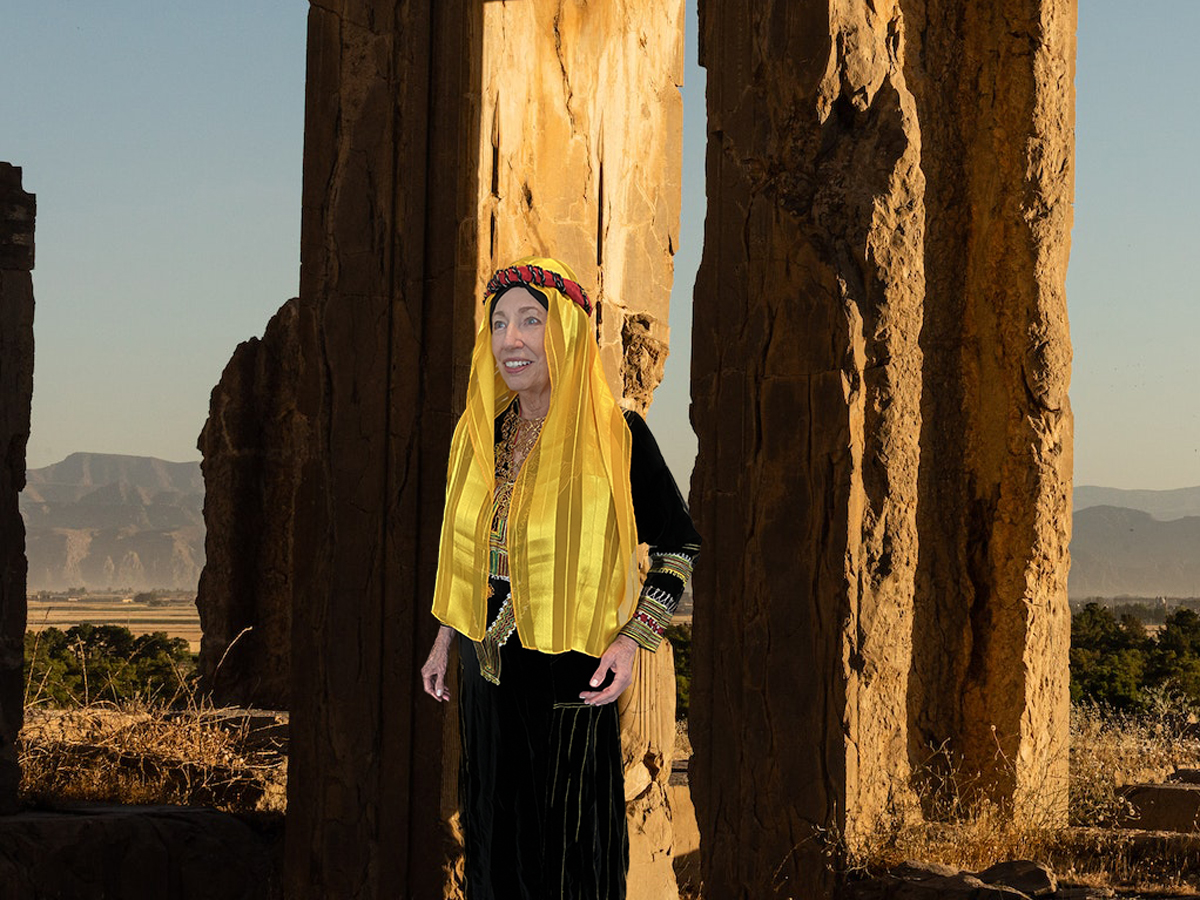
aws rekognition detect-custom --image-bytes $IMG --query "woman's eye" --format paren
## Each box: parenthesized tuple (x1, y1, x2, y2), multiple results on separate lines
(491, 320, 504, 331)
(526, 316, 541, 326)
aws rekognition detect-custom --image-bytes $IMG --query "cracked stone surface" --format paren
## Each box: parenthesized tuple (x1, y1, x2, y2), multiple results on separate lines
(689, 1, 1074, 896)
(196, 298, 306, 709)
(0, 162, 34, 816)
(280, 2, 684, 898)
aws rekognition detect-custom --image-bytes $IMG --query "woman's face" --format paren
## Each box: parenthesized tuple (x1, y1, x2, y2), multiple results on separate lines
(491, 287, 550, 401)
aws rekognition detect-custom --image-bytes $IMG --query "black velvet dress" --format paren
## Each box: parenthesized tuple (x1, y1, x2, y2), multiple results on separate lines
(457, 406, 700, 900)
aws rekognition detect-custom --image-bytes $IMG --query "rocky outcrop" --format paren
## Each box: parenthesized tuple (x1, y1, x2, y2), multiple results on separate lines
(846, 860, 1059, 899)
(196, 298, 305, 708)
(0, 162, 35, 815)
(22, 452, 205, 593)
(690, 1, 1073, 896)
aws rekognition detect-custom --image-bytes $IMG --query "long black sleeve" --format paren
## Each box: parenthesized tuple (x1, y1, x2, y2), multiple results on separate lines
(618, 410, 701, 651)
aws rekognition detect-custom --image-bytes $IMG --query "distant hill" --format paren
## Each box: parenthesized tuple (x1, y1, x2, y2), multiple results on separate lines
(20, 453, 204, 592)
(1069, 505, 1200, 599)
(1074, 484, 1200, 521)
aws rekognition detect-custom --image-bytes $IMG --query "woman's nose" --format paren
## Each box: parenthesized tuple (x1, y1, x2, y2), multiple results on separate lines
(503, 326, 523, 348)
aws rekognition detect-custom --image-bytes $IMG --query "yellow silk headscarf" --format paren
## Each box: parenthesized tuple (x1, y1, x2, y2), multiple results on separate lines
(431, 257, 639, 656)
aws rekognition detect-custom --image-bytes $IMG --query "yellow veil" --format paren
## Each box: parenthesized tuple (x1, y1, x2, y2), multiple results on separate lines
(431, 257, 639, 656)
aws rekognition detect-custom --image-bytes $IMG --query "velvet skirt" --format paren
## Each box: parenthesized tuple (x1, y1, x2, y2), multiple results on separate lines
(458, 621, 628, 900)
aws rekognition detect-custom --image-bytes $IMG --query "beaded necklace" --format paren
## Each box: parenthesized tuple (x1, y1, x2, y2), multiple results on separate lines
(493, 403, 545, 522)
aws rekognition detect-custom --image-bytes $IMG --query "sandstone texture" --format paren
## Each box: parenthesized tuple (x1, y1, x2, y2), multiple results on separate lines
(196, 298, 305, 708)
(690, 1, 1073, 896)
(474, 0, 683, 408)
(0, 163, 34, 816)
(196, 1, 684, 890)
(0, 804, 282, 898)
(619, 640, 679, 898)
(905, 0, 1075, 816)
(283, 2, 683, 897)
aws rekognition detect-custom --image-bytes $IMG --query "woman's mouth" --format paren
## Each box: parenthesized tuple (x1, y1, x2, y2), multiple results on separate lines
(504, 360, 532, 370)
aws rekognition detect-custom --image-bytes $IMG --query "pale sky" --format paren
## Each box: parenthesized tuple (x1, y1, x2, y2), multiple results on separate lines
(3, 1, 1198, 491)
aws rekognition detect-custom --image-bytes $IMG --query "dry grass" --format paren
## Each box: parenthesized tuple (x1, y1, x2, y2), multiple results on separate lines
(18, 703, 288, 813)
(840, 703, 1200, 894)
(19, 619, 286, 814)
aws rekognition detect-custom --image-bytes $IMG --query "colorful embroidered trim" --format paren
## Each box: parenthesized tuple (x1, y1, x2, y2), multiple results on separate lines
(484, 264, 592, 316)
(619, 589, 674, 652)
(488, 546, 510, 580)
(476, 594, 518, 685)
(648, 549, 697, 585)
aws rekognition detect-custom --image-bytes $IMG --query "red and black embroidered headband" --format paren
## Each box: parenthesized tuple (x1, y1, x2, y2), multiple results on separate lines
(484, 264, 592, 317)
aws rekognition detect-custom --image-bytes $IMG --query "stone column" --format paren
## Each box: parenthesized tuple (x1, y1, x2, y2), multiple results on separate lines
(196, 298, 304, 709)
(474, 0, 684, 408)
(691, 0, 1073, 896)
(284, 2, 483, 896)
(906, 0, 1075, 819)
(619, 640, 680, 898)
(0, 163, 35, 815)
(285, 1, 684, 896)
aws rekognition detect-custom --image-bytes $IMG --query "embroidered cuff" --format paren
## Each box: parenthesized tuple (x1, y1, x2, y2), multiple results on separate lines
(647, 545, 698, 586)
(619, 587, 674, 652)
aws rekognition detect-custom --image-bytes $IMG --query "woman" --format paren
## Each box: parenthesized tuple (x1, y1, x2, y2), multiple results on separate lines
(421, 257, 699, 900)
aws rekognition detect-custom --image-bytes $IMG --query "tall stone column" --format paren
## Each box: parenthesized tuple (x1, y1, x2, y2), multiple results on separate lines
(690, 0, 1073, 896)
(691, 4, 925, 894)
(284, 2, 483, 896)
(906, 0, 1075, 818)
(285, 1, 684, 897)
(0, 163, 35, 816)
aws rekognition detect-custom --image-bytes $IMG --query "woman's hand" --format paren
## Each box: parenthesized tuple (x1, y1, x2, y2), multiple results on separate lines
(580, 634, 639, 706)
(421, 625, 455, 702)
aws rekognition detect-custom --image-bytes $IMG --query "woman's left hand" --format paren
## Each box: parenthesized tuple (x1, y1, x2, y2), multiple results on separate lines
(580, 634, 639, 705)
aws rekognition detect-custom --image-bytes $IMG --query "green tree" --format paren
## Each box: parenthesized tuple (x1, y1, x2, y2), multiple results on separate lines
(1147, 608, 1200, 703)
(1070, 603, 1151, 710)
(24, 625, 195, 707)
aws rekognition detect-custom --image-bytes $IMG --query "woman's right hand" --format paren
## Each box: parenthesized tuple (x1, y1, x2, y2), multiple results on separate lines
(421, 625, 455, 702)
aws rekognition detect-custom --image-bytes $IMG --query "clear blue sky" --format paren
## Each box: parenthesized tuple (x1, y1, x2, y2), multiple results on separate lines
(2, 1, 1197, 491)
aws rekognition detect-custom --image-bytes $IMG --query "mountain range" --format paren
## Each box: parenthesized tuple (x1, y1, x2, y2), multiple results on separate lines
(21, 452, 204, 592)
(15, 454, 1200, 598)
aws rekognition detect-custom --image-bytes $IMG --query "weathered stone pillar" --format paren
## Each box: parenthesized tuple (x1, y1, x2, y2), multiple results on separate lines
(196, 298, 304, 709)
(690, 0, 1072, 896)
(285, 1, 684, 897)
(474, 0, 683, 408)
(284, 2, 483, 896)
(0, 163, 35, 816)
(906, 0, 1075, 818)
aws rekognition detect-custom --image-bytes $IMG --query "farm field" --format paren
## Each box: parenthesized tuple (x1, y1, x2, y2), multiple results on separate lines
(26, 596, 202, 653)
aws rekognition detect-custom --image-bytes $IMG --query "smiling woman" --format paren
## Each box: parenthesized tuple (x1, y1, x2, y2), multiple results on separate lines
(490, 286, 551, 418)
(421, 257, 700, 899)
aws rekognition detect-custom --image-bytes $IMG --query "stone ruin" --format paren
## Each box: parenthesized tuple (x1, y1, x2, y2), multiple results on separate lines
(0, 163, 35, 818)
(0, 0, 1075, 897)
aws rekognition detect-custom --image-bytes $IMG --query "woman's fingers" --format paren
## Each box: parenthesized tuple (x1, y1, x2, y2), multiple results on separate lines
(580, 637, 637, 705)
(422, 643, 451, 701)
